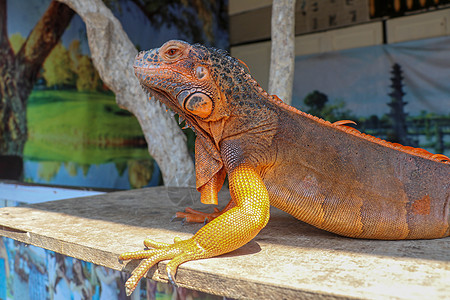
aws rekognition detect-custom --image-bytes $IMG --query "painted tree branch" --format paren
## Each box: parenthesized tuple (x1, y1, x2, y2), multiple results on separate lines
(268, 0, 296, 105)
(56, 0, 195, 186)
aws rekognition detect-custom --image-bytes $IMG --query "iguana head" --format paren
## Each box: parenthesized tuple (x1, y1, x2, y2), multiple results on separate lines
(133, 40, 264, 132)
(135, 40, 224, 125)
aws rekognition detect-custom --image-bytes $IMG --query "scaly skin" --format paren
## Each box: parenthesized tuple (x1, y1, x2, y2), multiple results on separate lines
(120, 40, 450, 295)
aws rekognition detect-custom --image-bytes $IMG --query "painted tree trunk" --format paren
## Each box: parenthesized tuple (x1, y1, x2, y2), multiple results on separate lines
(56, 0, 195, 186)
(0, 0, 74, 155)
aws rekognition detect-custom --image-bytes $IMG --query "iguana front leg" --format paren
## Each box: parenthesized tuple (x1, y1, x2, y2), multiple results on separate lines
(119, 144, 270, 295)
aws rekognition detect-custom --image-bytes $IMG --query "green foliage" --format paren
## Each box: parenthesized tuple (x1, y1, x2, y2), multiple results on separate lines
(128, 160, 154, 188)
(409, 112, 450, 154)
(76, 56, 101, 91)
(41, 40, 101, 91)
(175, 114, 195, 154)
(68, 40, 82, 70)
(115, 161, 128, 176)
(43, 42, 75, 88)
(106, 0, 228, 46)
(303, 91, 354, 123)
(9, 32, 26, 54)
(320, 100, 354, 123)
(304, 90, 328, 115)
(68, 40, 101, 91)
(64, 162, 78, 176)
(37, 161, 62, 182)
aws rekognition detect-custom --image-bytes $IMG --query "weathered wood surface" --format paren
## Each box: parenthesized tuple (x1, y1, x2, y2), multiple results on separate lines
(0, 187, 448, 299)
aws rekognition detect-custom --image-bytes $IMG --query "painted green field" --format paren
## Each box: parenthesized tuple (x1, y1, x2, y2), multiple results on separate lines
(24, 90, 151, 165)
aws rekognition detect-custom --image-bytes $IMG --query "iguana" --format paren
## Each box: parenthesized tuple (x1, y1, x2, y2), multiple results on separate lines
(120, 40, 450, 295)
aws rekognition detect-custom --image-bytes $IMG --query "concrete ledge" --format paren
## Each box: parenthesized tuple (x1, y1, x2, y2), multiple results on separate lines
(0, 186, 448, 299)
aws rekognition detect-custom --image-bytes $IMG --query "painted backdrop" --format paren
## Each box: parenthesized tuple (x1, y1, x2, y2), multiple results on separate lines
(2, 0, 228, 189)
(0, 238, 222, 300)
(292, 35, 450, 157)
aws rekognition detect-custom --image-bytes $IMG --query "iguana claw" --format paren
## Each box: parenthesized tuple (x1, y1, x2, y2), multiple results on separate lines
(119, 237, 205, 295)
(170, 214, 183, 222)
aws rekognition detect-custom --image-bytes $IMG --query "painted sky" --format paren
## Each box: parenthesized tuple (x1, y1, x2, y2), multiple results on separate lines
(6, 0, 173, 54)
(6, 0, 228, 55)
(7, 0, 91, 54)
(292, 36, 450, 117)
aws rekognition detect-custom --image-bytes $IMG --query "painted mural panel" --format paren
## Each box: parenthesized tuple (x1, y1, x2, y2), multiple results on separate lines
(1, 0, 228, 189)
(292, 36, 450, 156)
(0, 238, 223, 300)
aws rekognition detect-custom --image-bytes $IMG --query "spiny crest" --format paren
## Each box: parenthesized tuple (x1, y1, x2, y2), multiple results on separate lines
(273, 98, 450, 164)
(190, 44, 273, 108)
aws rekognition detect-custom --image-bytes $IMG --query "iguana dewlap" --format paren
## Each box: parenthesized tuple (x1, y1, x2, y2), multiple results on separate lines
(120, 40, 450, 295)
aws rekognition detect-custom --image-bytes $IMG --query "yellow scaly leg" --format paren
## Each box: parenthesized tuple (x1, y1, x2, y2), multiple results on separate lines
(119, 162, 271, 295)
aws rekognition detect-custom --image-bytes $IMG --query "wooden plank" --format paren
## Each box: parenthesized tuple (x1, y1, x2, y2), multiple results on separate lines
(0, 186, 448, 299)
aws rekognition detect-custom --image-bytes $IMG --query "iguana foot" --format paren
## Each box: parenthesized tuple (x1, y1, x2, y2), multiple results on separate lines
(174, 207, 222, 223)
(174, 199, 237, 223)
(119, 237, 206, 296)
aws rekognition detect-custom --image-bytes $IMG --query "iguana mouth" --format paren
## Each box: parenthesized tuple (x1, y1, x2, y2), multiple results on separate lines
(145, 87, 176, 110)
(145, 86, 200, 132)
(135, 66, 191, 120)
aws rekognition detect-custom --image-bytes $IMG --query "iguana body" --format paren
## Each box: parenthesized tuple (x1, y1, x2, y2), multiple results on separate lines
(120, 40, 450, 294)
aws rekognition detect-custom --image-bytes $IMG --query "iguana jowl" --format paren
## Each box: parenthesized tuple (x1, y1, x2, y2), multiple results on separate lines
(120, 40, 450, 294)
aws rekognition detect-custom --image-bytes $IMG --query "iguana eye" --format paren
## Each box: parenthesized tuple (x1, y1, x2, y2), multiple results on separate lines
(195, 66, 207, 80)
(160, 41, 188, 61)
(166, 48, 179, 58)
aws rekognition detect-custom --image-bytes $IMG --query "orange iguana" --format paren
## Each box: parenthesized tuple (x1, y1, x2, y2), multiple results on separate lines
(120, 40, 450, 295)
